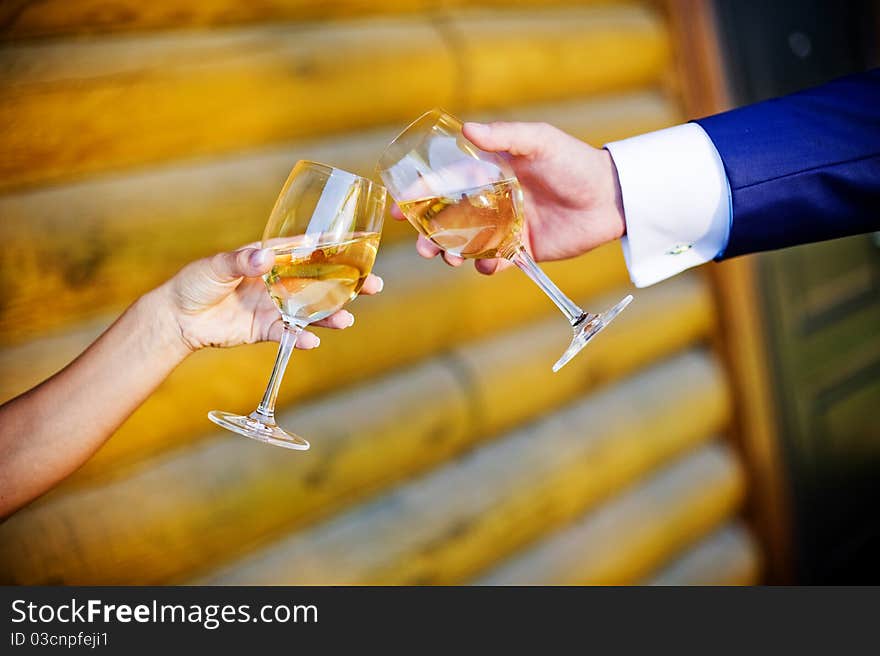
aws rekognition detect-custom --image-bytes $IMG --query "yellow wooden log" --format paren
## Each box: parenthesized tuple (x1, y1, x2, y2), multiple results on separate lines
(0, 6, 668, 190)
(0, 1, 429, 39)
(0, 91, 680, 346)
(455, 8, 670, 112)
(0, 125, 395, 348)
(0, 18, 454, 191)
(494, 89, 680, 135)
(645, 522, 762, 585)
(0, 1, 628, 41)
(1, 241, 633, 484)
(457, 274, 714, 439)
(0, 286, 715, 585)
(476, 442, 744, 585)
(196, 350, 729, 585)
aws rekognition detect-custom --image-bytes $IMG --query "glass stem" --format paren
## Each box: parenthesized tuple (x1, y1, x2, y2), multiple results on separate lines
(511, 247, 587, 326)
(252, 321, 304, 423)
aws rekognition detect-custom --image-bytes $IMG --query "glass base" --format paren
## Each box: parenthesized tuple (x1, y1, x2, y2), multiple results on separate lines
(208, 410, 310, 451)
(552, 294, 634, 373)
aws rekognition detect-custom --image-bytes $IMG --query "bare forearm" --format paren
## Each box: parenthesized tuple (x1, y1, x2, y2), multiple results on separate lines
(0, 285, 188, 516)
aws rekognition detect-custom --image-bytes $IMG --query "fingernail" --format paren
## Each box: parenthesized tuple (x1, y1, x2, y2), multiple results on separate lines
(344, 311, 355, 327)
(464, 122, 489, 138)
(250, 248, 270, 268)
(375, 276, 384, 292)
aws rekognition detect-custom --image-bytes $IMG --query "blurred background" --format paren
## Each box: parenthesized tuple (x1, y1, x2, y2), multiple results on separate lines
(0, 0, 877, 585)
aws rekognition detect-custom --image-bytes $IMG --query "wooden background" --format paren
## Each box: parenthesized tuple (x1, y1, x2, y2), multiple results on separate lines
(0, 0, 762, 584)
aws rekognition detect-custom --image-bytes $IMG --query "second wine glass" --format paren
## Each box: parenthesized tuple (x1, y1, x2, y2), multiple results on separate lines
(209, 160, 386, 450)
(377, 108, 631, 373)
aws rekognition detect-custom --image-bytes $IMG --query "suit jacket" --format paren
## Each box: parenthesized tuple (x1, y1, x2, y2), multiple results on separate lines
(694, 68, 880, 259)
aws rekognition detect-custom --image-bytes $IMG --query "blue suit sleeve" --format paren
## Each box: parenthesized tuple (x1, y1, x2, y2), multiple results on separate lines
(694, 68, 880, 259)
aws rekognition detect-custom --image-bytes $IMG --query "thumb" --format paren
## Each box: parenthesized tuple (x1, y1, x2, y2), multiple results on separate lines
(205, 247, 274, 284)
(463, 121, 551, 157)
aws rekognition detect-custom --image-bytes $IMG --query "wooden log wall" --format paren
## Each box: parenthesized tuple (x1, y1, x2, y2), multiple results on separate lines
(647, 522, 761, 585)
(0, 0, 761, 584)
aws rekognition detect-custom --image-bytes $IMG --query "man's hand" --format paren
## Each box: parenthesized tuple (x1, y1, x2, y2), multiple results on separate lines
(159, 246, 383, 353)
(393, 121, 626, 274)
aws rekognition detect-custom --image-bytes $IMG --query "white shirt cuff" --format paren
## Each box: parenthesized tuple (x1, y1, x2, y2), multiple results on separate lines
(604, 123, 731, 288)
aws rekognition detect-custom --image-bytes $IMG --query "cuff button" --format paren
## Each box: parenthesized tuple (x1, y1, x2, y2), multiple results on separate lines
(666, 243, 694, 255)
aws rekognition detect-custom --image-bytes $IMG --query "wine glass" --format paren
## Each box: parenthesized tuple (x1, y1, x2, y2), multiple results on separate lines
(209, 160, 386, 450)
(376, 108, 632, 373)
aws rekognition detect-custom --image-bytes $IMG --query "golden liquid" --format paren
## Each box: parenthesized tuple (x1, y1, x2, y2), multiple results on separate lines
(264, 232, 380, 324)
(397, 178, 524, 259)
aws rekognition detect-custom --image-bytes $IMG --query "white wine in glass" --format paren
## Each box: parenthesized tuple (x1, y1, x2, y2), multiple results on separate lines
(396, 178, 524, 259)
(209, 161, 386, 450)
(378, 109, 631, 372)
(265, 232, 381, 324)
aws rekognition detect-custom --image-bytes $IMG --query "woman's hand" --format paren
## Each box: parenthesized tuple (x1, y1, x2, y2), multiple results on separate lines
(0, 243, 383, 517)
(392, 121, 626, 275)
(159, 246, 383, 353)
